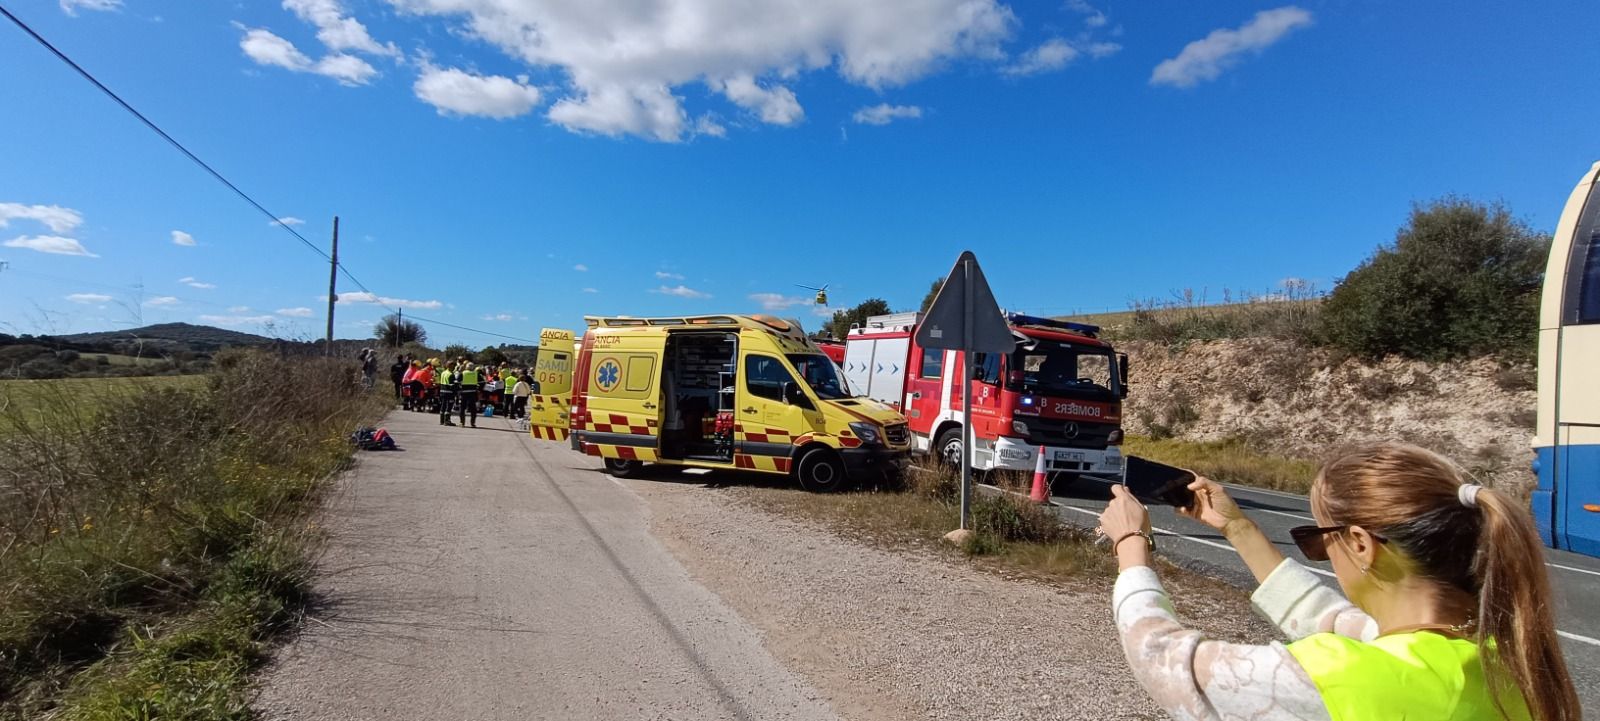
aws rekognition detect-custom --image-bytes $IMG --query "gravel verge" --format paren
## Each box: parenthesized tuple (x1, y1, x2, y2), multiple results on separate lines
(630, 478, 1277, 721)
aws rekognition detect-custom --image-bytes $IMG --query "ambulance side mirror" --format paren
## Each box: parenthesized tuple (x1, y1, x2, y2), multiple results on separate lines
(783, 382, 812, 409)
(1117, 354, 1130, 396)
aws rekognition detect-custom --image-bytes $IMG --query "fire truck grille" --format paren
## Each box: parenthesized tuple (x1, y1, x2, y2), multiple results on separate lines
(884, 423, 909, 446)
(1023, 419, 1117, 449)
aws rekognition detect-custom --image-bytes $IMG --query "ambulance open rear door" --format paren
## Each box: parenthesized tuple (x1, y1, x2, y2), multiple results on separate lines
(529, 328, 577, 441)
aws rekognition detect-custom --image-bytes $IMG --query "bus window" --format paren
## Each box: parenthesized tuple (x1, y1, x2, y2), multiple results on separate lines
(1579, 228, 1600, 323)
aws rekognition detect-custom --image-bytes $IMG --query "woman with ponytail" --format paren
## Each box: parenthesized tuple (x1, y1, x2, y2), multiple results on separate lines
(1098, 441, 1579, 720)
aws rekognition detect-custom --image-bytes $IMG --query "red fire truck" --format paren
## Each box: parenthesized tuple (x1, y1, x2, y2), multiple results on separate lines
(843, 311, 1128, 476)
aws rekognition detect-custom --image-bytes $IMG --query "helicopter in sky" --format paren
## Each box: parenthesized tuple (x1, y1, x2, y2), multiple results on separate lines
(795, 283, 830, 306)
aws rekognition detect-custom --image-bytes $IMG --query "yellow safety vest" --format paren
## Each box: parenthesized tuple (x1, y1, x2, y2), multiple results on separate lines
(439, 370, 454, 387)
(1287, 632, 1532, 721)
(461, 369, 479, 385)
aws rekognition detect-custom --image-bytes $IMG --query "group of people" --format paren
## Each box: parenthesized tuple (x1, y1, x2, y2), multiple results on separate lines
(388, 354, 536, 427)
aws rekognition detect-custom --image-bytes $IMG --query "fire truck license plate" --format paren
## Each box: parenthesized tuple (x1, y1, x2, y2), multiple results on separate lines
(1053, 450, 1086, 463)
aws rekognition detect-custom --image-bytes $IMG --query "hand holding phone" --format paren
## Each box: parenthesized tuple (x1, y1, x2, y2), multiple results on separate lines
(1122, 456, 1197, 508)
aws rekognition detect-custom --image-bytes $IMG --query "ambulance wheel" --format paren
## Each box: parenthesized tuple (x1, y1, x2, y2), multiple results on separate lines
(604, 458, 644, 478)
(796, 448, 849, 493)
(936, 427, 964, 469)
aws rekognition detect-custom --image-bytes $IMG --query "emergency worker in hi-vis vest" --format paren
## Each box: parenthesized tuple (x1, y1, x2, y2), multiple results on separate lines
(1098, 442, 1576, 721)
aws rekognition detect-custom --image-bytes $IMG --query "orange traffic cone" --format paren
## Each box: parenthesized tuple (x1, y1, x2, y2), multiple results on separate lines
(1030, 445, 1050, 504)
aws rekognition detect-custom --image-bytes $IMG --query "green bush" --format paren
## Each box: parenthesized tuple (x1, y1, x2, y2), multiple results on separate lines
(1321, 197, 1548, 361)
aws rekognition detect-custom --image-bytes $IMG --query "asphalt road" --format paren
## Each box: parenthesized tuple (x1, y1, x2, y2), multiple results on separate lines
(1019, 469, 1600, 712)
(256, 409, 840, 721)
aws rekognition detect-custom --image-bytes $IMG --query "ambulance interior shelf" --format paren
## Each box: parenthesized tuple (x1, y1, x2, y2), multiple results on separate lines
(661, 332, 737, 462)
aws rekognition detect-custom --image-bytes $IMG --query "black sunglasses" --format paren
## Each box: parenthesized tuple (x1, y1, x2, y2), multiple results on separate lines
(1290, 525, 1388, 562)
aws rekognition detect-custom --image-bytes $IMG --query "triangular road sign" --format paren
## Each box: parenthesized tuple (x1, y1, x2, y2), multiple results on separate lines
(916, 251, 1013, 353)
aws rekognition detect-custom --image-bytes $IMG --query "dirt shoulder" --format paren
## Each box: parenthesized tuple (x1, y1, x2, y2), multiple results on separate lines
(631, 478, 1276, 721)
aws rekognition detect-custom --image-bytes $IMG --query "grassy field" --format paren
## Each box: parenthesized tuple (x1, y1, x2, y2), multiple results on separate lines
(0, 355, 387, 719)
(0, 375, 204, 421)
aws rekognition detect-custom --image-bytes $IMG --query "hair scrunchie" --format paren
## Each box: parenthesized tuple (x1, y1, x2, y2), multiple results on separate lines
(1458, 483, 1484, 508)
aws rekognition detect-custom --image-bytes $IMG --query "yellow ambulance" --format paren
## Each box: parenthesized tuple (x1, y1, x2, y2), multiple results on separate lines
(528, 314, 912, 491)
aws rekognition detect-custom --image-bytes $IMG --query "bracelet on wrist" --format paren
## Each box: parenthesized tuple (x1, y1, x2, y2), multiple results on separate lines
(1112, 530, 1155, 553)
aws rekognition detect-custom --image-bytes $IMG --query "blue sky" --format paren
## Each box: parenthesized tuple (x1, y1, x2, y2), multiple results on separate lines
(2, 0, 1597, 348)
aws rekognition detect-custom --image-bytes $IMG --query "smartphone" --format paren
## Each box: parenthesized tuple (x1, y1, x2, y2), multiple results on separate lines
(1123, 456, 1197, 508)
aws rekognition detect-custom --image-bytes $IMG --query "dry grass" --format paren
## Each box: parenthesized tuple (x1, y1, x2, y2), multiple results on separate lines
(1122, 435, 1321, 494)
(0, 350, 390, 719)
(741, 466, 1118, 586)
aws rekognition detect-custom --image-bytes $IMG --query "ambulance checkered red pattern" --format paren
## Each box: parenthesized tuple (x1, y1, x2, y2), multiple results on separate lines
(735, 425, 793, 444)
(582, 413, 654, 435)
(734, 454, 792, 473)
(529, 425, 569, 442)
(582, 442, 660, 463)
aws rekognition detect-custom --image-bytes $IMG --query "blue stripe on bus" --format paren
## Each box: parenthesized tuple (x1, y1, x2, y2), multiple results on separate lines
(1534, 443, 1600, 556)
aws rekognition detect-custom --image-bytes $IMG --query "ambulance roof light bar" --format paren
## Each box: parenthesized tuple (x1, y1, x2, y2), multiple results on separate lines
(1004, 312, 1100, 338)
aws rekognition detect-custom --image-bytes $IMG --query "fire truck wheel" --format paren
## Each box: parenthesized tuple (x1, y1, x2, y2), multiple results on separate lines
(935, 427, 964, 468)
(603, 458, 644, 478)
(796, 448, 849, 493)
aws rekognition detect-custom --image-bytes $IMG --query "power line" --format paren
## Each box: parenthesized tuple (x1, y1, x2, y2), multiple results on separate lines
(1, 4, 536, 345)
(406, 314, 535, 343)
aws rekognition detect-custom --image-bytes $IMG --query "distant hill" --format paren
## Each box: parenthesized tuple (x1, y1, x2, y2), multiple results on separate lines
(61, 323, 273, 352)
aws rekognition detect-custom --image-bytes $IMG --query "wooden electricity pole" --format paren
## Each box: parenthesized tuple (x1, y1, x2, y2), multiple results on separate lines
(325, 216, 339, 354)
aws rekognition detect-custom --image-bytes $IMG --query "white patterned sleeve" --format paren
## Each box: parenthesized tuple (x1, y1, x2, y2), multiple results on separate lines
(1249, 559, 1378, 642)
(1113, 567, 1331, 721)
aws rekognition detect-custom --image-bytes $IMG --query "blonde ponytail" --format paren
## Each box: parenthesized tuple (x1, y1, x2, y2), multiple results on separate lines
(1474, 488, 1581, 721)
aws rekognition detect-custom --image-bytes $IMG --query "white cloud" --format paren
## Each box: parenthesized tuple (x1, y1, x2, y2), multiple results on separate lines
(582, 287, 599, 293)
(179, 276, 217, 289)
(390, 0, 1016, 141)
(714, 75, 803, 126)
(654, 271, 685, 280)
(171, 230, 196, 246)
(1066, 0, 1107, 29)
(144, 296, 180, 307)
(749, 293, 812, 311)
(200, 314, 275, 325)
(276, 307, 315, 317)
(282, 0, 400, 57)
(4, 235, 98, 257)
(66, 293, 113, 304)
(694, 115, 727, 138)
(315, 54, 379, 86)
(229, 305, 253, 313)
(482, 312, 515, 321)
(0, 203, 84, 233)
(241, 28, 313, 71)
(60, 0, 120, 16)
(1086, 42, 1122, 59)
(239, 28, 378, 86)
(573, 264, 588, 272)
(414, 66, 542, 119)
(852, 103, 922, 125)
(1004, 38, 1077, 76)
(652, 285, 711, 299)
(334, 291, 443, 309)
(272, 216, 306, 227)
(1151, 6, 1313, 88)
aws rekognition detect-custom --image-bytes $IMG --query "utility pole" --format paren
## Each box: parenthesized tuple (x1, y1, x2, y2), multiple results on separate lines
(325, 216, 339, 354)
(396, 307, 403, 350)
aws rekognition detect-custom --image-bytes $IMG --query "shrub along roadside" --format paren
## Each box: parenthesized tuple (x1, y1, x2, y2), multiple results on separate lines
(0, 350, 389, 719)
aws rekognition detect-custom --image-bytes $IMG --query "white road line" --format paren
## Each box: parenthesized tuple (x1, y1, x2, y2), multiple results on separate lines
(1219, 482, 1313, 502)
(1076, 474, 1317, 522)
(1547, 562, 1600, 579)
(1049, 500, 1339, 579)
(1558, 630, 1600, 648)
(1032, 486, 1600, 646)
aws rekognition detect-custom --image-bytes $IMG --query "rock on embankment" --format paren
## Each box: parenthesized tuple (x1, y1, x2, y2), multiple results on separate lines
(1119, 338, 1537, 492)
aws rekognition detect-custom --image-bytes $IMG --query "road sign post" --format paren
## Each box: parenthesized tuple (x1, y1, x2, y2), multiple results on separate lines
(915, 251, 1013, 534)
